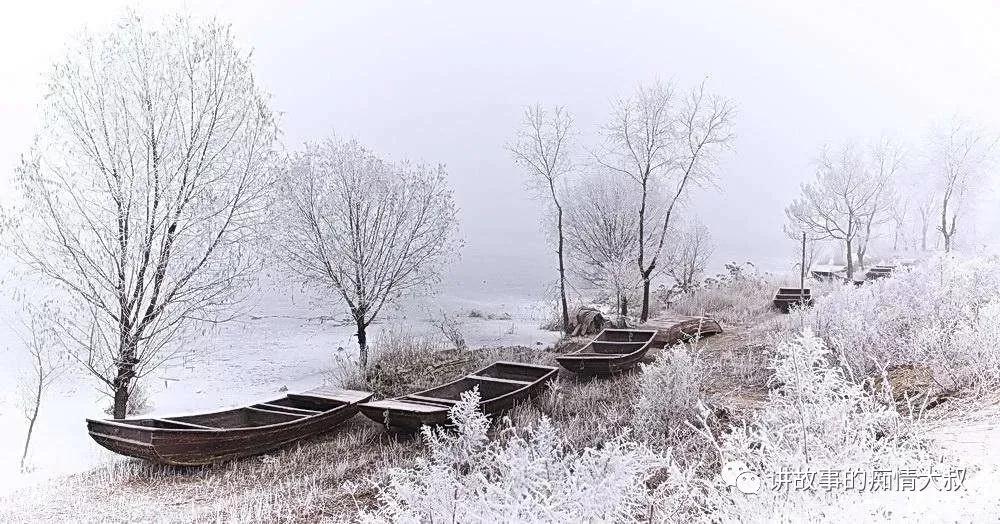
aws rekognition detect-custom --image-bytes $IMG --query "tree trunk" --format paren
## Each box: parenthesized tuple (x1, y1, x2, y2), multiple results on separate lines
(639, 268, 653, 322)
(845, 238, 854, 279)
(356, 319, 368, 369)
(20, 378, 42, 471)
(619, 293, 628, 317)
(112, 375, 130, 419)
(856, 244, 865, 274)
(111, 343, 138, 419)
(555, 205, 570, 334)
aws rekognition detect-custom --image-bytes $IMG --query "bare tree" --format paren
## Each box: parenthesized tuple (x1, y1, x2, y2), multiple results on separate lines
(507, 105, 574, 333)
(853, 139, 902, 270)
(280, 137, 460, 368)
(914, 190, 937, 251)
(7, 14, 277, 418)
(597, 80, 734, 321)
(890, 192, 909, 252)
(563, 175, 641, 317)
(17, 303, 65, 471)
(785, 143, 889, 279)
(927, 119, 998, 252)
(663, 220, 713, 294)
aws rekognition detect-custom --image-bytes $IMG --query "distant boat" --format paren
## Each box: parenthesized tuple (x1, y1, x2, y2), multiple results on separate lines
(359, 361, 557, 432)
(87, 388, 372, 466)
(865, 265, 896, 280)
(773, 288, 813, 313)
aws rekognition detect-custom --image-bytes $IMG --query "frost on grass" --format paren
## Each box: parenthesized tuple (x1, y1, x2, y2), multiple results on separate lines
(632, 344, 705, 449)
(810, 255, 1000, 393)
(365, 389, 663, 523)
(655, 330, 937, 522)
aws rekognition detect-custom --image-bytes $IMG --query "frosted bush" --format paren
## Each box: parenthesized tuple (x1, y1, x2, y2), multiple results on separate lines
(722, 330, 906, 470)
(364, 390, 665, 523)
(644, 330, 933, 522)
(809, 255, 1000, 391)
(633, 344, 705, 448)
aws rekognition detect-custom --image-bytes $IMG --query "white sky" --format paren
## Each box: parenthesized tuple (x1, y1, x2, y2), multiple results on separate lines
(2, 0, 1000, 292)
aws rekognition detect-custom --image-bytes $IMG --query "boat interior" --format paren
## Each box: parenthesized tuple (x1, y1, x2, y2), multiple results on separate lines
(105, 394, 343, 430)
(395, 362, 551, 407)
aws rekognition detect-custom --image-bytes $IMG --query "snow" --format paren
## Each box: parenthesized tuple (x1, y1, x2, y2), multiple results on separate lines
(0, 274, 560, 494)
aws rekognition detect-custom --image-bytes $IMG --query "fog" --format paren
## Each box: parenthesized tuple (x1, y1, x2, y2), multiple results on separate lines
(3, 0, 1000, 297)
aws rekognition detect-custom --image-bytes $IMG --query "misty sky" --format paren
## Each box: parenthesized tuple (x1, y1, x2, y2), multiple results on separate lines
(3, 1, 1000, 298)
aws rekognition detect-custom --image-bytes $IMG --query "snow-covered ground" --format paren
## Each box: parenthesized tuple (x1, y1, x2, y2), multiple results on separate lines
(0, 266, 561, 494)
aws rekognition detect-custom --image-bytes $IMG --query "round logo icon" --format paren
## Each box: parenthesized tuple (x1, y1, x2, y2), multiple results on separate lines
(722, 461, 761, 494)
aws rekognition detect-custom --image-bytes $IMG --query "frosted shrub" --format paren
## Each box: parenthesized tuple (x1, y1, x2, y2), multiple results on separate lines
(810, 255, 1000, 391)
(722, 330, 904, 470)
(669, 262, 777, 326)
(365, 390, 664, 523)
(633, 344, 705, 449)
(653, 330, 932, 522)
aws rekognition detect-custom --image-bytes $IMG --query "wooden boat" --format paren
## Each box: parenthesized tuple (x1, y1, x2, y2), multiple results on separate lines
(865, 265, 895, 280)
(640, 316, 723, 348)
(811, 269, 849, 283)
(773, 288, 813, 313)
(556, 329, 658, 375)
(87, 387, 372, 466)
(358, 361, 558, 432)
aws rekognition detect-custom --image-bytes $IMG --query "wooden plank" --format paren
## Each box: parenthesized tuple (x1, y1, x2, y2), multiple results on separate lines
(153, 418, 219, 430)
(257, 403, 322, 415)
(362, 399, 449, 413)
(406, 395, 458, 405)
(469, 375, 532, 385)
(291, 388, 372, 404)
(246, 406, 307, 419)
(492, 361, 559, 371)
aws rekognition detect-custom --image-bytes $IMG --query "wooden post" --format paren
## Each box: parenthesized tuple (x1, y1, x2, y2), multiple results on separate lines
(800, 232, 806, 307)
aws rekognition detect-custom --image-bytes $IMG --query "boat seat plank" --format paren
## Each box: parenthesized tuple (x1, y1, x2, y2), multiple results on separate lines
(469, 375, 533, 386)
(290, 388, 372, 404)
(493, 361, 560, 370)
(154, 418, 219, 430)
(246, 406, 308, 418)
(405, 395, 458, 405)
(363, 399, 450, 412)
(257, 403, 321, 415)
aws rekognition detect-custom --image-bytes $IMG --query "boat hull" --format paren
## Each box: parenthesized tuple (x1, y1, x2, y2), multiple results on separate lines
(87, 388, 372, 466)
(358, 362, 558, 432)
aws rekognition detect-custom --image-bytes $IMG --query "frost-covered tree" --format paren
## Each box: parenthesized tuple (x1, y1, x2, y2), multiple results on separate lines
(926, 119, 997, 252)
(597, 80, 734, 321)
(564, 175, 642, 317)
(280, 137, 460, 368)
(785, 142, 895, 278)
(854, 139, 901, 270)
(663, 220, 713, 294)
(507, 105, 575, 333)
(6, 13, 277, 418)
(16, 302, 65, 471)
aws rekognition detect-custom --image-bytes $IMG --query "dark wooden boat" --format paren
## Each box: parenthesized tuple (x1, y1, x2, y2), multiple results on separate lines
(87, 387, 372, 466)
(865, 265, 895, 280)
(556, 328, 658, 375)
(811, 269, 848, 283)
(640, 316, 723, 348)
(773, 288, 813, 313)
(358, 361, 558, 432)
